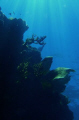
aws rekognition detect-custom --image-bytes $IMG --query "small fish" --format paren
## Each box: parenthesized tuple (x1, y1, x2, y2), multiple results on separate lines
(9, 13, 11, 15)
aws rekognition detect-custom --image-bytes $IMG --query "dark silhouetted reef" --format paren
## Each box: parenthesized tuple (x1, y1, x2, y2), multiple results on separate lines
(0, 11, 74, 120)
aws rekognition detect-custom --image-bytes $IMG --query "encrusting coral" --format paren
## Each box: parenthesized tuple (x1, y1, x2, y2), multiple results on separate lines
(0, 10, 74, 120)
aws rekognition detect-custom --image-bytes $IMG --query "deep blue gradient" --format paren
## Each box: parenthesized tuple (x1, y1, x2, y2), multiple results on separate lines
(0, 0, 79, 120)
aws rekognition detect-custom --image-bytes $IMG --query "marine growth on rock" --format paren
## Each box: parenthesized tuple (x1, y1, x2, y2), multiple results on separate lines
(0, 11, 74, 120)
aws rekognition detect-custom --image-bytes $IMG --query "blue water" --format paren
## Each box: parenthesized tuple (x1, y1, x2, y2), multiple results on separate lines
(0, 0, 79, 120)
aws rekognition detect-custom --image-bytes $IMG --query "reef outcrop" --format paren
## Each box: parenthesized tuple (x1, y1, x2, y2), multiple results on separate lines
(0, 11, 74, 120)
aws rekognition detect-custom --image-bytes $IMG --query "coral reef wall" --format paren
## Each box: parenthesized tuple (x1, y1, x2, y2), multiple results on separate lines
(0, 11, 74, 120)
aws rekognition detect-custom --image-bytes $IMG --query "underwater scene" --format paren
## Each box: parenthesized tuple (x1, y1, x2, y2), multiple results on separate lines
(0, 0, 79, 120)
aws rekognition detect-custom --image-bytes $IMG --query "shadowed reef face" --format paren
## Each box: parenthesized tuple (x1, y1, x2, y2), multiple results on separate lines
(0, 11, 74, 120)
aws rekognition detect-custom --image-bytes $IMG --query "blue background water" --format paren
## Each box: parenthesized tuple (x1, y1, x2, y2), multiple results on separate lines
(0, 0, 79, 120)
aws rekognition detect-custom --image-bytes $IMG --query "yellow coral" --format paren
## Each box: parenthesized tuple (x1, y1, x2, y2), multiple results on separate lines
(33, 62, 47, 77)
(17, 62, 29, 79)
(53, 67, 75, 80)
